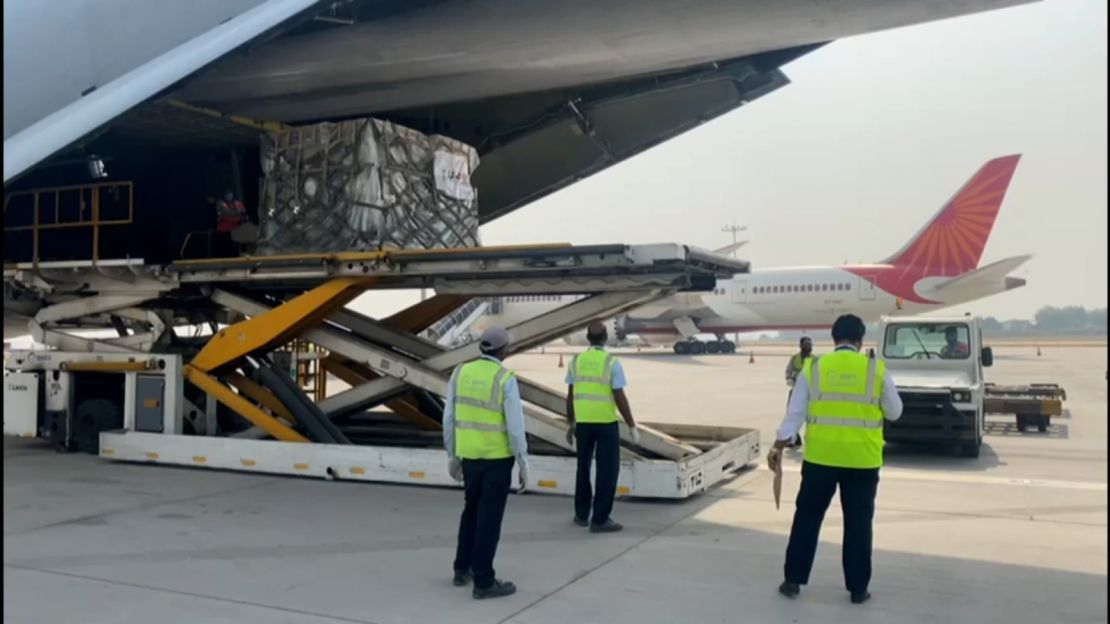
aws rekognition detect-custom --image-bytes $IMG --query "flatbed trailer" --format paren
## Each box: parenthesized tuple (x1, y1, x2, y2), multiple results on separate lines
(4, 243, 760, 499)
(984, 383, 1067, 433)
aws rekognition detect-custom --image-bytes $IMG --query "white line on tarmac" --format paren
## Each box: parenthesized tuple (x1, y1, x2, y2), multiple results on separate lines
(763, 465, 1108, 491)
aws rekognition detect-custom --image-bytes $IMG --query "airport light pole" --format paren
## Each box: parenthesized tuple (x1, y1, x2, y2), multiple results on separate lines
(721, 223, 747, 257)
(721, 223, 747, 345)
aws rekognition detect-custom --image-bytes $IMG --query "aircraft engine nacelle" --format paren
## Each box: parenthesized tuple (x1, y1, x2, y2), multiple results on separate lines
(561, 317, 622, 346)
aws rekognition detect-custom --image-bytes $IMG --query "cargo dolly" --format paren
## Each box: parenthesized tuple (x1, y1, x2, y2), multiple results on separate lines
(984, 383, 1068, 433)
(4, 243, 760, 499)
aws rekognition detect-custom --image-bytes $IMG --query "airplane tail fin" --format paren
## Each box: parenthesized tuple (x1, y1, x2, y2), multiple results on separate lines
(882, 154, 1021, 276)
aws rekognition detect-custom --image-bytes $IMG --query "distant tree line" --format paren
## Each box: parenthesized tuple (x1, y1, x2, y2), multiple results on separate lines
(981, 306, 1107, 337)
(764, 306, 1107, 341)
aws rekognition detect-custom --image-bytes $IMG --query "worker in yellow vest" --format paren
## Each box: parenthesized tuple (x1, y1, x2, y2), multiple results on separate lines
(443, 326, 529, 600)
(783, 336, 815, 447)
(767, 314, 903, 605)
(565, 321, 640, 533)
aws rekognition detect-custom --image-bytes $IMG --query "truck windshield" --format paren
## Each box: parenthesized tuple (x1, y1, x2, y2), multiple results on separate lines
(883, 323, 971, 360)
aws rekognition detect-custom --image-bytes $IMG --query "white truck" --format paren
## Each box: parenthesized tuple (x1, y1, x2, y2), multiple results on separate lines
(875, 314, 993, 458)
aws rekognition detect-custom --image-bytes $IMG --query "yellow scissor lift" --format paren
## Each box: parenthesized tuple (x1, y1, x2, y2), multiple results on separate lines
(4, 243, 761, 499)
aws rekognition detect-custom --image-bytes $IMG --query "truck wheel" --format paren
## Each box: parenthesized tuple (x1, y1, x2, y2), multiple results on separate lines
(74, 399, 123, 454)
(961, 443, 980, 458)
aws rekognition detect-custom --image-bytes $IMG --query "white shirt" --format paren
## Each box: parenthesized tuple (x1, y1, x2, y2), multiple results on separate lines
(442, 355, 529, 468)
(775, 345, 903, 441)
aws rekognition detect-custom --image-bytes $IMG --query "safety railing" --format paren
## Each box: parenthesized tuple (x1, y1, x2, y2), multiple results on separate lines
(3, 181, 134, 266)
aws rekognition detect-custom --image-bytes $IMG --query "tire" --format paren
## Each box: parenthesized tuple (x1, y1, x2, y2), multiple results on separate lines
(961, 443, 980, 458)
(706, 341, 722, 354)
(689, 341, 706, 355)
(722, 341, 737, 354)
(74, 399, 123, 454)
(673, 341, 690, 355)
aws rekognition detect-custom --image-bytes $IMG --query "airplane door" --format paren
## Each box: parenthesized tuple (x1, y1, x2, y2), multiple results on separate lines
(858, 276, 877, 301)
(731, 280, 748, 303)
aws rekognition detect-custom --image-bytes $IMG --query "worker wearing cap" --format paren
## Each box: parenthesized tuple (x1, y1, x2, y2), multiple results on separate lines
(768, 314, 902, 605)
(443, 326, 529, 600)
(565, 321, 640, 533)
(784, 336, 815, 447)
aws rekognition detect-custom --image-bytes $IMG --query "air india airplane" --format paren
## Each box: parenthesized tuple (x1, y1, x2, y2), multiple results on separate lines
(468, 154, 1031, 354)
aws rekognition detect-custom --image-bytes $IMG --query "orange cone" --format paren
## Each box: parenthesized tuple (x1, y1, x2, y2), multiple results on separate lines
(558, 354, 564, 368)
(748, 351, 755, 364)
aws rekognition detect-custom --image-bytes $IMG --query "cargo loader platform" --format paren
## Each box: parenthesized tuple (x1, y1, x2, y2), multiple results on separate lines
(4, 243, 759, 499)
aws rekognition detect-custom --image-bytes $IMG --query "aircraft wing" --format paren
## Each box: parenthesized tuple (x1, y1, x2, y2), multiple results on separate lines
(930, 254, 1033, 296)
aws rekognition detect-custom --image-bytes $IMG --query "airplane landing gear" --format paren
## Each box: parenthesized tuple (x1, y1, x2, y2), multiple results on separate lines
(672, 339, 737, 355)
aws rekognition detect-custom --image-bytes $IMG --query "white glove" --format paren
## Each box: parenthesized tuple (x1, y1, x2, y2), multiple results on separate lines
(517, 460, 530, 494)
(630, 426, 642, 446)
(447, 457, 463, 483)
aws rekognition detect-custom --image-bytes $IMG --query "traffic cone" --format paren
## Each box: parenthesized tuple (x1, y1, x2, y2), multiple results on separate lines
(558, 354, 564, 368)
(748, 351, 755, 364)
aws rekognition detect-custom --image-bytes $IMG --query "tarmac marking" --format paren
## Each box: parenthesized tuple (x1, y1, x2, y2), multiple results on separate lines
(764, 465, 1107, 491)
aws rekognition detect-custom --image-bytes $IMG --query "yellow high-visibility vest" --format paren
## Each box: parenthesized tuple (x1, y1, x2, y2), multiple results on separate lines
(802, 350, 886, 469)
(453, 359, 513, 459)
(570, 348, 619, 424)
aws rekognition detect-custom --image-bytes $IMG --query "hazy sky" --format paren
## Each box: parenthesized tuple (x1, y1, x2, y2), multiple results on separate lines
(355, 0, 1107, 321)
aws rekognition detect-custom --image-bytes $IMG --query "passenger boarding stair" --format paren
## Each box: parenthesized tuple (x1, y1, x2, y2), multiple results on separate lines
(424, 298, 489, 346)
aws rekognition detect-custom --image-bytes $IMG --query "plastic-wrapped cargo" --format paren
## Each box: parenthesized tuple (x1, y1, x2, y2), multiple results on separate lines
(257, 118, 480, 255)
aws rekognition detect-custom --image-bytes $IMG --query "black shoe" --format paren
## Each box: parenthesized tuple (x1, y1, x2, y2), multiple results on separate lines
(452, 570, 472, 587)
(850, 591, 871, 604)
(589, 519, 623, 533)
(473, 579, 517, 600)
(778, 581, 800, 598)
(573, 516, 589, 527)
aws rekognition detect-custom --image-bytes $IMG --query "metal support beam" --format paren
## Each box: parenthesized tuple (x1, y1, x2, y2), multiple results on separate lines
(191, 276, 375, 373)
(317, 291, 661, 416)
(33, 294, 156, 326)
(182, 365, 308, 443)
(215, 288, 694, 459)
(30, 320, 140, 353)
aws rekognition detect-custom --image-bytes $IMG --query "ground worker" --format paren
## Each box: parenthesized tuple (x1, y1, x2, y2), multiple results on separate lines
(767, 314, 903, 605)
(443, 326, 529, 600)
(565, 321, 640, 533)
(783, 336, 814, 448)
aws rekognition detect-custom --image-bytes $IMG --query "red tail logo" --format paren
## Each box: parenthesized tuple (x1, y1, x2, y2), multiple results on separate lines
(884, 154, 1021, 276)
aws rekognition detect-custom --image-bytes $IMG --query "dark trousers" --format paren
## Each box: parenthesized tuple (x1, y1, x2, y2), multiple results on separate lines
(784, 461, 880, 594)
(454, 457, 514, 589)
(575, 422, 621, 524)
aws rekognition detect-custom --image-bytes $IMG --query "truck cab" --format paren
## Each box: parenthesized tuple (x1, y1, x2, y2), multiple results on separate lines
(875, 315, 993, 458)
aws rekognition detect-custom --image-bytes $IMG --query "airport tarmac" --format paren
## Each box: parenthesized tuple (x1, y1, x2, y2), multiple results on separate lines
(4, 344, 1107, 623)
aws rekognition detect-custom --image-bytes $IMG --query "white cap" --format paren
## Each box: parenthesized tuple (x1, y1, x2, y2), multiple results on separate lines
(479, 326, 511, 351)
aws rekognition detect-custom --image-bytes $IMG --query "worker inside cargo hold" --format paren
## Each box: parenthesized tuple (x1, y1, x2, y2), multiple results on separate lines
(213, 190, 246, 257)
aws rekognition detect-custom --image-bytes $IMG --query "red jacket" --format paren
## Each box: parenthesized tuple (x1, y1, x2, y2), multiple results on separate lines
(216, 199, 245, 233)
